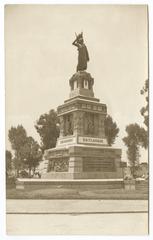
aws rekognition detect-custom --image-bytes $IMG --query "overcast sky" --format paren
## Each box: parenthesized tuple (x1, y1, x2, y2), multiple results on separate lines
(5, 4, 148, 162)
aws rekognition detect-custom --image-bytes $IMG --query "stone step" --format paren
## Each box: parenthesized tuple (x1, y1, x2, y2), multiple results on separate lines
(135, 181, 148, 191)
(16, 178, 124, 190)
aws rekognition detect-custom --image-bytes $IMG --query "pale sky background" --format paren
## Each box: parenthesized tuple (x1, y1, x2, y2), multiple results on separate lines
(5, 4, 148, 162)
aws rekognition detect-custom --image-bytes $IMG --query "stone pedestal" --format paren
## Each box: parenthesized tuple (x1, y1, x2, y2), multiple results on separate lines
(42, 145, 123, 179)
(124, 179, 136, 190)
(42, 71, 123, 180)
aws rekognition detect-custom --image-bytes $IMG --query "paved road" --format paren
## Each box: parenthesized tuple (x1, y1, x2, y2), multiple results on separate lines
(6, 199, 148, 235)
(6, 199, 148, 213)
(7, 213, 148, 235)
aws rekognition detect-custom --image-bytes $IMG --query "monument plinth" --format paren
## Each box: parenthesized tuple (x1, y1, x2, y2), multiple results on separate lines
(42, 70, 123, 179)
(41, 32, 123, 180)
(15, 33, 124, 191)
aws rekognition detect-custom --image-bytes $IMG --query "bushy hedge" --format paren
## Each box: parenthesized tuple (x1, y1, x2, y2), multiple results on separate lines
(6, 176, 16, 186)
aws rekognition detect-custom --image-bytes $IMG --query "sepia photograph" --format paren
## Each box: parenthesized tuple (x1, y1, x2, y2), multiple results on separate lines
(3, 2, 149, 236)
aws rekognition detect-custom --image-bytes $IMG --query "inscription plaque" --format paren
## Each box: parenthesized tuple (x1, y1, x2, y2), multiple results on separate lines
(83, 157, 115, 172)
(78, 136, 107, 145)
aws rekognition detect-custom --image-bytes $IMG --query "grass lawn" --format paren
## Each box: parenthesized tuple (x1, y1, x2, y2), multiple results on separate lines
(6, 186, 148, 200)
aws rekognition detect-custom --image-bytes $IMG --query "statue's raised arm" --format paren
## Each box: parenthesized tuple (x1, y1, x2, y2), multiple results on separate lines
(72, 32, 89, 72)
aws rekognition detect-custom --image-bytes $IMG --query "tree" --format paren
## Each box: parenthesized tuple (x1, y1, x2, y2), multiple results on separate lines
(140, 79, 149, 148)
(104, 115, 119, 146)
(123, 123, 147, 177)
(35, 109, 60, 151)
(6, 150, 12, 175)
(20, 137, 42, 177)
(8, 125, 42, 177)
(140, 79, 149, 128)
(8, 125, 27, 176)
(8, 125, 27, 151)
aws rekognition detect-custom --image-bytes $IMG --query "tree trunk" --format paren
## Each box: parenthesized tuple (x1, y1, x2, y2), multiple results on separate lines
(28, 168, 31, 178)
(131, 166, 135, 178)
(16, 168, 19, 178)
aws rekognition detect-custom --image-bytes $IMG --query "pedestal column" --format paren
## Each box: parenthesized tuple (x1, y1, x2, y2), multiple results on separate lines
(98, 115, 105, 138)
(59, 115, 64, 137)
(68, 146, 83, 178)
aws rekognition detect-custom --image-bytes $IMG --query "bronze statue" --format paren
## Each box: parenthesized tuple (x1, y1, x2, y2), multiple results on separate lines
(72, 32, 89, 72)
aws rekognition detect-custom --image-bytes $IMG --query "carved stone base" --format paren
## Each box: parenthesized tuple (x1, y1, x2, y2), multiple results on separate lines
(69, 71, 94, 98)
(42, 145, 123, 179)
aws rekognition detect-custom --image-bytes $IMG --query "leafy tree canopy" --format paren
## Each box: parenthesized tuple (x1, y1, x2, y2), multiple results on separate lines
(123, 123, 147, 176)
(35, 109, 60, 151)
(104, 115, 119, 146)
(8, 125, 27, 152)
(140, 79, 149, 128)
(6, 150, 12, 172)
(8, 125, 42, 177)
(123, 123, 148, 149)
(20, 136, 42, 176)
